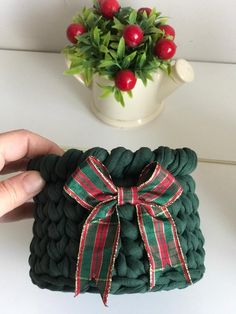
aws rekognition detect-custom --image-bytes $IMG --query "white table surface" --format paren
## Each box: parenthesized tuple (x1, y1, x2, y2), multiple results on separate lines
(0, 49, 236, 314)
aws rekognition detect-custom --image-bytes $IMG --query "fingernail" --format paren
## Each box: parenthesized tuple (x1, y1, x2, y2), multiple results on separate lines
(23, 171, 45, 195)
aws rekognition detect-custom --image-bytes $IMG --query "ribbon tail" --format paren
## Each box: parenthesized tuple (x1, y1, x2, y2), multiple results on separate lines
(95, 211, 120, 306)
(136, 204, 192, 290)
(75, 204, 120, 306)
(74, 219, 91, 296)
(136, 204, 156, 289)
(160, 206, 192, 285)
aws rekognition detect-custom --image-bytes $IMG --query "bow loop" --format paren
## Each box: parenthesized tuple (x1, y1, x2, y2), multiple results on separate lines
(65, 156, 117, 210)
(137, 162, 183, 207)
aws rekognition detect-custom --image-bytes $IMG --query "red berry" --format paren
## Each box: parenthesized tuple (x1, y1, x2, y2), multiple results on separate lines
(154, 39, 177, 60)
(115, 70, 137, 91)
(123, 25, 144, 47)
(100, 0, 120, 19)
(159, 25, 175, 40)
(138, 7, 152, 16)
(66, 23, 86, 44)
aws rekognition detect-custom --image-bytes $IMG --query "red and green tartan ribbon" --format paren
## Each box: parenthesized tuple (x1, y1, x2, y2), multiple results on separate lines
(63, 156, 192, 305)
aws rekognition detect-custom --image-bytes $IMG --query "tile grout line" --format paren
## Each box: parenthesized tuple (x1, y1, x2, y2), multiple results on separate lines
(198, 158, 236, 166)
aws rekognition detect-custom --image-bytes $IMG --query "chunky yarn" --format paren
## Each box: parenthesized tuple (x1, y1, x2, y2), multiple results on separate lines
(27, 147, 205, 295)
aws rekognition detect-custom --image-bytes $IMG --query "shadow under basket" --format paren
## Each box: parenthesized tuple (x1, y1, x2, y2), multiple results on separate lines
(27, 146, 205, 297)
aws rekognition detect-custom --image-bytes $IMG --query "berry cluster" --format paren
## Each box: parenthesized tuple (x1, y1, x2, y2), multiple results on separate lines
(65, 0, 177, 103)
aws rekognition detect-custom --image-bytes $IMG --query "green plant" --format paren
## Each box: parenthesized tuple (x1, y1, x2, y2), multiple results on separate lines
(63, 0, 176, 106)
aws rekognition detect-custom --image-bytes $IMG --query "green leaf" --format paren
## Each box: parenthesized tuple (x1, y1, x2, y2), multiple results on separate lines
(140, 51, 147, 67)
(98, 60, 116, 68)
(146, 72, 154, 81)
(137, 71, 147, 86)
(127, 90, 133, 98)
(77, 45, 92, 54)
(128, 10, 137, 24)
(112, 17, 125, 31)
(86, 12, 96, 28)
(93, 0, 99, 8)
(128, 50, 137, 62)
(82, 7, 91, 19)
(117, 6, 133, 21)
(127, 51, 137, 62)
(166, 34, 174, 40)
(77, 35, 90, 45)
(84, 67, 93, 86)
(100, 45, 109, 53)
(148, 59, 161, 68)
(147, 13, 157, 27)
(102, 31, 111, 47)
(158, 17, 169, 25)
(114, 88, 125, 107)
(117, 37, 125, 59)
(109, 50, 118, 60)
(167, 63, 172, 75)
(70, 59, 84, 69)
(93, 26, 100, 45)
(110, 42, 119, 49)
(72, 15, 84, 25)
(101, 20, 110, 31)
(142, 11, 148, 19)
(104, 53, 112, 60)
(122, 51, 137, 68)
(149, 27, 163, 35)
(99, 85, 114, 98)
(159, 62, 171, 75)
(110, 34, 120, 41)
(120, 93, 125, 107)
(122, 58, 130, 68)
(64, 66, 83, 75)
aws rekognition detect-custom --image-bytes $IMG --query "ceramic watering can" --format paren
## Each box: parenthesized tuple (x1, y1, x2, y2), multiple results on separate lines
(70, 59, 194, 128)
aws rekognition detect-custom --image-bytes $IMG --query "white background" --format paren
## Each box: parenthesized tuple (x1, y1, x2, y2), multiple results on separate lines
(0, 0, 236, 313)
(0, 0, 235, 62)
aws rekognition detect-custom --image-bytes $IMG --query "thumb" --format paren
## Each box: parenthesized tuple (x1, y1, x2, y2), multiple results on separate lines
(0, 171, 45, 218)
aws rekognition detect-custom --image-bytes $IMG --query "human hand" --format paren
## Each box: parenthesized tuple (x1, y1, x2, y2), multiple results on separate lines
(0, 129, 64, 222)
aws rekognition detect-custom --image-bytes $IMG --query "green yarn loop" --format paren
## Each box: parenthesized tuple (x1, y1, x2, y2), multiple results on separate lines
(28, 146, 205, 295)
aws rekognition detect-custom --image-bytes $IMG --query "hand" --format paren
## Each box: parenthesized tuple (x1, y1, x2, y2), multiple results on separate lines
(0, 129, 64, 222)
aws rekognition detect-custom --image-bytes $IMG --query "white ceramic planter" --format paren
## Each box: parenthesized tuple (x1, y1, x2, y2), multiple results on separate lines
(71, 59, 194, 128)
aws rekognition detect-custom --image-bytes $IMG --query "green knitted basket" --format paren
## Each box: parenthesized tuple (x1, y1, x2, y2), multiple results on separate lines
(28, 146, 205, 296)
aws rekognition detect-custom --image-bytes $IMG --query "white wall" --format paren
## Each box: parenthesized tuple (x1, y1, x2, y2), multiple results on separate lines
(0, 0, 236, 63)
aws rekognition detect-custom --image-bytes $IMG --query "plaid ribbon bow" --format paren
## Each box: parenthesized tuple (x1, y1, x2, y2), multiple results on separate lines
(64, 156, 192, 305)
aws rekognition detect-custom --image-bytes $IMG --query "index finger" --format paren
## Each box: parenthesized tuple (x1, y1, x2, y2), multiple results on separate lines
(0, 129, 64, 171)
